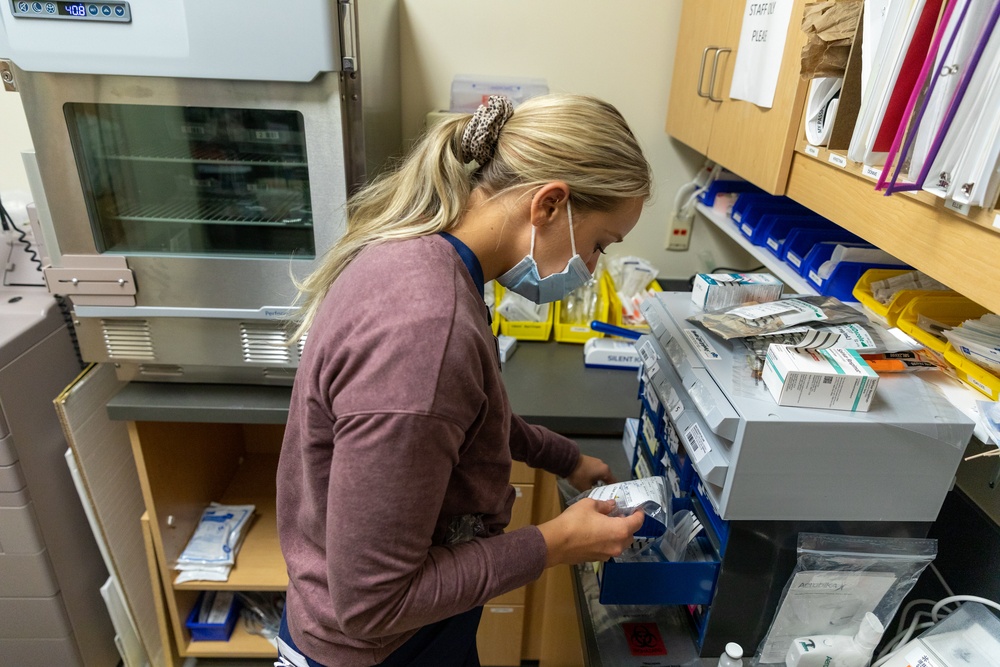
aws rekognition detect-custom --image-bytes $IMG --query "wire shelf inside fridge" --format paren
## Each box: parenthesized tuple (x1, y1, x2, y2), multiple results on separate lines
(112, 195, 312, 227)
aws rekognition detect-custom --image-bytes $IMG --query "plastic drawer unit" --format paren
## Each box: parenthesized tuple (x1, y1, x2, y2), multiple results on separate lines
(638, 292, 974, 523)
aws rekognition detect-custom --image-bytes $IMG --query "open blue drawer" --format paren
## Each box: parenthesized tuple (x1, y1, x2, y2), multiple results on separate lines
(597, 497, 721, 606)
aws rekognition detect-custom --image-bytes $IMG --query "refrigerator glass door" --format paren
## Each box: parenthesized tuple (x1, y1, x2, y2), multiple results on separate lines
(64, 103, 314, 258)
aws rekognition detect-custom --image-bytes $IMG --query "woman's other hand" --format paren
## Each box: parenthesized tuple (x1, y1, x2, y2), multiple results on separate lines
(537, 499, 644, 567)
(565, 454, 614, 492)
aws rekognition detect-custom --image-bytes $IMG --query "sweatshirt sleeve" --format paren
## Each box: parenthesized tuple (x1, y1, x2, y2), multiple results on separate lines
(324, 410, 547, 640)
(508, 413, 580, 479)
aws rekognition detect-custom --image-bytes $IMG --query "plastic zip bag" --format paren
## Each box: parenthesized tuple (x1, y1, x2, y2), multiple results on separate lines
(755, 533, 936, 666)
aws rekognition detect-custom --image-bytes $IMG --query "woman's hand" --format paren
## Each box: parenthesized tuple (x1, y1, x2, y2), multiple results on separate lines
(537, 499, 645, 567)
(565, 454, 615, 492)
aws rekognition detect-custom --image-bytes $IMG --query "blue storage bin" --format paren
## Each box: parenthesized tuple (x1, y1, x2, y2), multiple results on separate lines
(598, 496, 721, 605)
(806, 260, 909, 301)
(746, 212, 825, 247)
(782, 230, 863, 274)
(186, 591, 241, 642)
(658, 428, 697, 494)
(735, 200, 810, 241)
(760, 215, 836, 255)
(799, 242, 871, 283)
(730, 193, 781, 224)
(698, 179, 762, 207)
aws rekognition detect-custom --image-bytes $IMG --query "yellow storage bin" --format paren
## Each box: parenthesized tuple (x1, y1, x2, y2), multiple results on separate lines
(852, 269, 950, 328)
(553, 278, 610, 344)
(605, 272, 662, 335)
(944, 343, 1000, 400)
(495, 284, 553, 341)
(895, 295, 990, 353)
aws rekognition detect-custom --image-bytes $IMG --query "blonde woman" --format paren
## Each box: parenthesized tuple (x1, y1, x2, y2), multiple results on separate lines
(276, 94, 652, 667)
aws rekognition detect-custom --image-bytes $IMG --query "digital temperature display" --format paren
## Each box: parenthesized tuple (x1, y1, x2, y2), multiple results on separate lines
(58, 3, 88, 16)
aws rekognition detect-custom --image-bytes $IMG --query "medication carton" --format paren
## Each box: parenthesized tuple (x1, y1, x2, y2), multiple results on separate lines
(691, 273, 783, 312)
(762, 344, 879, 411)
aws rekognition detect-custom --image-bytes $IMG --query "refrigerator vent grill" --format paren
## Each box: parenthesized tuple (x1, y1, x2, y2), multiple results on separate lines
(240, 322, 292, 364)
(101, 319, 156, 360)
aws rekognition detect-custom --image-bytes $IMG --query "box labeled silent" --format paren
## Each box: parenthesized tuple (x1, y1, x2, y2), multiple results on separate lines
(691, 273, 783, 312)
(762, 344, 879, 411)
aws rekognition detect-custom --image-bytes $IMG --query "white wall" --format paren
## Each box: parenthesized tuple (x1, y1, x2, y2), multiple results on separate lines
(399, 0, 754, 279)
(0, 90, 33, 194)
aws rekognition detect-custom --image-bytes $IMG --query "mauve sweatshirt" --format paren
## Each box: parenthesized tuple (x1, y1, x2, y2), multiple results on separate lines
(276, 234, 581, 666)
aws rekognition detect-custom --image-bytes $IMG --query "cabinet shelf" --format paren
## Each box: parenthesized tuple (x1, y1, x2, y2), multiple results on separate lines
(695, 203, 818, 295)
(174, 453, 288, 592)
(183, 620, 277, 658)
(784, 150, 1000, 315)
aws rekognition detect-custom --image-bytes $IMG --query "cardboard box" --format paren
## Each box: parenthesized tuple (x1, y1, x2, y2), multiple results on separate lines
(691, 273, 783, 311)
(762, 344, 879, 411)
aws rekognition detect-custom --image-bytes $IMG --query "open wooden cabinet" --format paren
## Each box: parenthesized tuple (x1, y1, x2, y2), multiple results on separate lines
(124, 411, 563, 666)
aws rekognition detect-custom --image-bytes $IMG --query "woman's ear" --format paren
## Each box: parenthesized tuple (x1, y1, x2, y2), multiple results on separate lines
(529, 182, 570, 229)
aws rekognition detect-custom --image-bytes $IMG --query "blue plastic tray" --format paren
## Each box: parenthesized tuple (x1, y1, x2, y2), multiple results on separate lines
(782, 230, 863, 274)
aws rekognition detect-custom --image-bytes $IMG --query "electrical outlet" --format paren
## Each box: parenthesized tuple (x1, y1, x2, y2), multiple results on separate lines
(665, 212, 693, 251)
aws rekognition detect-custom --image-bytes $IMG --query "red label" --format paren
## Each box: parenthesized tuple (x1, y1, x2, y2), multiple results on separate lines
(622, 622, 667, 656)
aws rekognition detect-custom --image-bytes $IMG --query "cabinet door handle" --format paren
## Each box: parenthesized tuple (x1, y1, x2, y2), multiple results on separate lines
(707, 48, 732, 103)
(697, 46, 719, 98)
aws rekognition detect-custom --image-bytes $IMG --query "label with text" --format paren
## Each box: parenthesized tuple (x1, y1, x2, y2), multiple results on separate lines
(804, 144, 820, 157)
(684, 423, 712, 464)
(828, 153, 848, 168)
(862, 165, 881, 179)
(684, 329, 722, 360)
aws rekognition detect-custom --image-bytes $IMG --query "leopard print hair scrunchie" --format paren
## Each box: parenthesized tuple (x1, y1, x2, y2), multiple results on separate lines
(461, 95, 515, 166)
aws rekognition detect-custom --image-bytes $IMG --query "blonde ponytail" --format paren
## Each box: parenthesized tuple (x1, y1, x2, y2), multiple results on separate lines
(292, 94, 651, 342)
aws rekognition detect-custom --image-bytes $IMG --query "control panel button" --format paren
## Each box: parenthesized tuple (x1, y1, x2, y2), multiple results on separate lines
(30, 1, 43, 12)
(114, 5, 124, 16)
(101, 5, 111, 16)
(88, 4, 98, 14)
(17, 1, 30, 12)
(45, 2, 56, 13)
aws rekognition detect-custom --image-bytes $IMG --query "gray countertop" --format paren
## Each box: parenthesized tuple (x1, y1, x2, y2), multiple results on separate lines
(106, 340, 640, 434)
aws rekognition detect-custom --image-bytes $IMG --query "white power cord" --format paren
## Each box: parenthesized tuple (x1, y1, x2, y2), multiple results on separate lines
(872, 595, 1000, 667)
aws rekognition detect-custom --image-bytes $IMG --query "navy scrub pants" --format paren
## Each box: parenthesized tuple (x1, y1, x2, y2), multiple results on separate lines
(276, 606, 484, 667)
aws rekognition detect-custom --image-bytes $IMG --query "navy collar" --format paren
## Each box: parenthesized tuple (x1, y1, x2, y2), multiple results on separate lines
(439, 232, 485, 297)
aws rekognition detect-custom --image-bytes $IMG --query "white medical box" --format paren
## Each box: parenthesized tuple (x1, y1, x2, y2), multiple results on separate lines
(762, 344, 880, 411)
(690, 273, 783, 311)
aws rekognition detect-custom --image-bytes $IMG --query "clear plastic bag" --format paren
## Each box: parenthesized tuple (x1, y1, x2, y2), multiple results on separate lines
(568, 477, 669, 555)
(497, 288, 549, 322)
(755, 533, 937, 666)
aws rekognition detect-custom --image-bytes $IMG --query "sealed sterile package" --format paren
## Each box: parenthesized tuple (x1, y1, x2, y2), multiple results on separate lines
(497, 288, 549, 322)
(755, 533, 936, 666)
(175, 503, 255, 583)
(742, 320, 923, 358)
(689, 296, 866, 340)
(569, 477, 669, 554)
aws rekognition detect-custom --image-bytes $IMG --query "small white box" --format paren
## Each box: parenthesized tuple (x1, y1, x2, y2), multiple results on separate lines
(762, 344, 879, 412)
(691, 273, 784, 311)
(497, 334, 517, 364)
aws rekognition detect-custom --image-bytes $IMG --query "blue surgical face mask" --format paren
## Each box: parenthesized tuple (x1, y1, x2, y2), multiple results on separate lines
(496, 200, 593, 304)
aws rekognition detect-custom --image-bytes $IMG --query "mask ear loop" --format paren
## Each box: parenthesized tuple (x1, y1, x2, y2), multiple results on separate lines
(567, 199, 578, 256)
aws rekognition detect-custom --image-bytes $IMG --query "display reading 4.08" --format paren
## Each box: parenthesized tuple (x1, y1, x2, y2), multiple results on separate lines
(58, 2, 88, 16)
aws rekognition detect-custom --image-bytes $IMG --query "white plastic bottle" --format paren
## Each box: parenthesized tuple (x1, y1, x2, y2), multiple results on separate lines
(785, 613, 885, 667)
(719, 642, 744, 667)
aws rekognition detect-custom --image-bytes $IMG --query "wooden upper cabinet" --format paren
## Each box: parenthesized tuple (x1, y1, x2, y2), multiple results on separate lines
(666, 0, 811, 195)
(665, 0, 732, 154)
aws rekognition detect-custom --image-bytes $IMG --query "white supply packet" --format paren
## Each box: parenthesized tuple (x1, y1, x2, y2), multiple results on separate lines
(177, 503, 255, 568)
